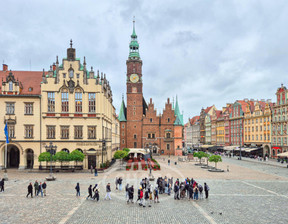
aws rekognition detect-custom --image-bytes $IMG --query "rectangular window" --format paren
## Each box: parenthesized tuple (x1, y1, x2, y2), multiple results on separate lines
(88, 126, 96, 139)
(24, 103, 33, 115)
(6, 103, 15, 114)
(167, 144, 170, 150)
(47, 126, 55, 139)
(89, 93, 96, 113)
(8, 124, 15, 138)
(61, 126, 69, 139)
(75, 92, 82, 112)
(48, 92, 55, 112)
(61, 92, 69, 112)
(63, 73, 66, 78)
(134, 134, 137, 139)
(74, 126, 83, 139)
(152, 133, 155, 139)
(25, 125, 33, 138)
(148, 133, 151, 139)
(134, 142, 137, 148)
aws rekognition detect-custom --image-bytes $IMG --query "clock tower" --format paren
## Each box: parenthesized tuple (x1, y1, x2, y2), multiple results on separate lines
(126, 19, 143, 148)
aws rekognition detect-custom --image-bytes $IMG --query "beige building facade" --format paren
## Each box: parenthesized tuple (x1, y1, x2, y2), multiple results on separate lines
(0, 42, 120, 169)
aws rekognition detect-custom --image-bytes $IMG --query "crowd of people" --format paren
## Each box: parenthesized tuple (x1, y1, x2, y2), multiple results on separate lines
(26, 180, 47, 198)
(79, 176, 210, 207)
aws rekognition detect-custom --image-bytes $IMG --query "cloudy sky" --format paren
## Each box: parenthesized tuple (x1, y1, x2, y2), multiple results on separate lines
(1, 0, 288, 122)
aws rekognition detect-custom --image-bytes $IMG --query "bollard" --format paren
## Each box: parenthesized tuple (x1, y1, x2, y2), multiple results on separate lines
(227, 165, 229, 172)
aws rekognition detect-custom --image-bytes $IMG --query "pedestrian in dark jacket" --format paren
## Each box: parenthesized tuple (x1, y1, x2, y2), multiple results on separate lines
(0, 178, 4, 192)
(34, 180, 39, 196)
(127, 185, 134, 203)
(75, 183, 80, 196)
(26, 183, 33, 198)
(174, 184, 180, 200)
(104, 183, 111, 200)
(204, 183, 209, 199)
(42, 182, 47, 196)
(86, 185, 93, 200)
(188, 184, 194, 200)
(94, 187, 100, 201)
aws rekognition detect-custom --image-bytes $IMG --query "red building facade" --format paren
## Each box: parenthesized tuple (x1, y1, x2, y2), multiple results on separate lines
(118, 21, 184, 155)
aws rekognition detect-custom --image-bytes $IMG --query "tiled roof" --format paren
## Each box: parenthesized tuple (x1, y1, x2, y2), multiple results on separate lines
(0, 70, 45, 95)
(216, 110, 222, 118)
(190, 116, 200, 125)
(204, 106, 213, 114)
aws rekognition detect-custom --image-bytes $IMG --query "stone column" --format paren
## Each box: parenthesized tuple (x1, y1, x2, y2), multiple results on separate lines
(18, 152, 25, 170)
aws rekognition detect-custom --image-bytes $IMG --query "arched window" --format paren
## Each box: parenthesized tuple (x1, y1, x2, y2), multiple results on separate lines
(9, 81, 13, 91)
(69, 69, 74, 78)
(62, 148, 69, 153)
(61, 89, 69, 112)
(75, 90, 82, 112)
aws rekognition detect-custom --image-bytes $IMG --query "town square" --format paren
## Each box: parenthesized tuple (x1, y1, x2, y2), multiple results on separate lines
(1, 0, 288, 223)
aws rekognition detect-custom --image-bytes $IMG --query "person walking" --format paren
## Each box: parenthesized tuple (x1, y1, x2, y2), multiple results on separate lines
(42, 182, 47, 196)
(34, 180, 39, 196)
(127, 185, 134, 204)
(94, 186, 100, 202)
(125, 184, 129, 200)
(118, 177, 123, 191)
(136, 187, 141, 203)
(204, 183, 210, 199)
(104, 183, 112, 200)
(75, 183, 80, 196)
(0, 178, 4, 192)
(139, 187, 144, 206)
(154, 186, 159, 203)
(143, 188, 150, 207)
(26, 183, 33, 198)
(38, 182, 43, 197)
(86, 185, 93, 200)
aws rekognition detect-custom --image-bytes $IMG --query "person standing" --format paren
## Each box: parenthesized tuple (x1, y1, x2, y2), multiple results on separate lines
(198, 184, 204, 200)
(75, 183, 80, 197)
(188, 183, 193, 200)
(174, 183, 180, 200)
(38, 182, 43, 197)
(204, 183, 210, 199)
(127, 185, 134, 203)
(34, 180, 39, 196)
(104, 183, 112, 200)
(86, 185, 93, 200)
(115, 177, 119, 190)
(0, 178, 4, 192)
(193, 184, 199, 200)
(26, 183, 33, 198)
(42, 182, 47, 196)
(139, 187, 144, 206)
(94, 166, 98, 177)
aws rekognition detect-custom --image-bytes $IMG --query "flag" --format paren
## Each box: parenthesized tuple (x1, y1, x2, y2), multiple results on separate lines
(4, 123, 9, 144)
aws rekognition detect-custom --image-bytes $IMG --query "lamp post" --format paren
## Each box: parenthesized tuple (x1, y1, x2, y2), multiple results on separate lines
(239, 125, 243, 160)
(148, 143, 154, 180)
(102, 139, 106, 168)
(45, 141, 57, 181)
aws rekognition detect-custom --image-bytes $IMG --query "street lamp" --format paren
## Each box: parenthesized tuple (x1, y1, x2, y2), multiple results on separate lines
(102, 139, 106, 168)
(148, 143, 154, 180)
(45, 141, 57, 181)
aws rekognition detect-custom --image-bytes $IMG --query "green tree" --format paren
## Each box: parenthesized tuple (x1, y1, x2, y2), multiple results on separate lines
(123, 148, 130, 153)
(208, 155, 222, 169)
(114, 150, 128, 169)
(70, 150, 85, 165)
(38, 152, 52, 166)
(54, 151, 70, 166)
(193, 151, 208, 164)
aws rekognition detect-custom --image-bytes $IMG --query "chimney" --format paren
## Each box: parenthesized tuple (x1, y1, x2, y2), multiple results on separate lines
(2, 64, 8, 71)
(52, 63, 56, 71)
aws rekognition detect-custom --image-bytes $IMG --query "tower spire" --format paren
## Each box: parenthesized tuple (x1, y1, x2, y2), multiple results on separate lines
(129, 17, 140, 59)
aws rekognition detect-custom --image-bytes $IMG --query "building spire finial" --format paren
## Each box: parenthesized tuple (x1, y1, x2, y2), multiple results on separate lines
(70, 39, 73, 48)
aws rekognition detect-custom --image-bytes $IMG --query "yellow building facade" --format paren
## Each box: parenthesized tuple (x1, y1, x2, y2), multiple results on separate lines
(0, 42, 120, 170)
(244, 100, 272, 155)
(216, 111, 225, 146)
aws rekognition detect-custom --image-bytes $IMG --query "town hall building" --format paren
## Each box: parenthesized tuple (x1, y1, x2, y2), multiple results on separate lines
(118, 21, 184, 156)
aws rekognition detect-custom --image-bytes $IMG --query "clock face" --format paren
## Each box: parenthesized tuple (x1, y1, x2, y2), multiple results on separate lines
(130, 74, 139, 83)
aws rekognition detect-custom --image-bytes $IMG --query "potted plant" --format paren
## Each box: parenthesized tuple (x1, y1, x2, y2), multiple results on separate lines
(133, 164, 137, 170)
(145, 165, 148, 170)
(126, 165, 130, 171)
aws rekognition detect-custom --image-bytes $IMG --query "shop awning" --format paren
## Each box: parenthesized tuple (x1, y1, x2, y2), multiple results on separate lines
(201, 145, 214, 148)
(277, 151, 288, 157)
(223, 146, 238, 151)
(244, 148, 259, 153)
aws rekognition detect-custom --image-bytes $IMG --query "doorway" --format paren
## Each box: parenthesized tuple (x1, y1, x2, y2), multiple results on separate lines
(8, 146, 20, 168)
(26, 149, 34, 169)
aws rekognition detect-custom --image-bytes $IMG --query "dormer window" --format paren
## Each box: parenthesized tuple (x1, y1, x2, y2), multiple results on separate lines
(28, 87, 33, 92)
(69, 69, 74, 78)
(9, 81, 13, 91)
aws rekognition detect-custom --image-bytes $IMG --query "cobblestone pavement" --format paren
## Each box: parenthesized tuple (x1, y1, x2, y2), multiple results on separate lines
(0, 157, 288, 224)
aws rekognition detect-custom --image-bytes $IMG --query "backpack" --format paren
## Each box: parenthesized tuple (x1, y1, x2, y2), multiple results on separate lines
(207, 185, 210, 191)
(199, 185, 203, 192)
